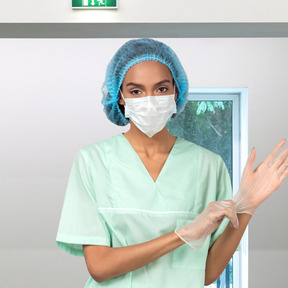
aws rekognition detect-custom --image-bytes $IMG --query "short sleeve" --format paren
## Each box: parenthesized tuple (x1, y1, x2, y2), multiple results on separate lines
(209, 156, 233, 248)
(56, 149, 110, 256)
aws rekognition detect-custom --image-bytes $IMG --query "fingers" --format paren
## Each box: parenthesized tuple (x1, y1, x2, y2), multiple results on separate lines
(272, 145, 288, 170)
(265, 140, 288, 182)
(243, 147, 256, 176)
(225, 203, 239, 229)
(264, 139, 286, 165)
(279, 157, 288, 183)
(216, 200, 239, 229)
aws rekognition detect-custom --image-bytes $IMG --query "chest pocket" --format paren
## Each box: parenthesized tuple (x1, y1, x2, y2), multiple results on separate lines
(172, 219, 210, 269)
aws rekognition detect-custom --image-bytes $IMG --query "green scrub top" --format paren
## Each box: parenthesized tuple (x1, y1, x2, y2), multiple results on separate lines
(56, 133, 232, 288)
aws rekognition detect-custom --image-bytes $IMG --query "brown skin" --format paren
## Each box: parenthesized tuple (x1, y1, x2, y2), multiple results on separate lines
(118, 61, 178, 182)
(83, 61, 251, 284)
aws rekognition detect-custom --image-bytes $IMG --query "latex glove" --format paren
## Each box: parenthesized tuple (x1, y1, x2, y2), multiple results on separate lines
(233, 139, 288, 215)
(175, 200, 239, 251)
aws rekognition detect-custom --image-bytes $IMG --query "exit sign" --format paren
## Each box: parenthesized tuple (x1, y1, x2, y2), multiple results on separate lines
(72, 0, 117, 9)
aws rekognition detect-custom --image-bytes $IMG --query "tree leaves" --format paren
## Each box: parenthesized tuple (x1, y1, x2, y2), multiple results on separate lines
(196, 101, 225, 115)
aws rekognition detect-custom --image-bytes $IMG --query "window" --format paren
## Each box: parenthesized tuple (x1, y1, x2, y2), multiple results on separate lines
(167, 87, 248, 288)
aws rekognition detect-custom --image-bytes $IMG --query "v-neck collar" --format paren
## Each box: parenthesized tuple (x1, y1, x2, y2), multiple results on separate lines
(120, 133, 179, 184)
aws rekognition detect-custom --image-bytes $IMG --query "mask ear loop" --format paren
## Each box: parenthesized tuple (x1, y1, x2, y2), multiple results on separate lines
(119, 89, 126, 103)
(119, 89, 128, 120)
(173, 83, 177, 101)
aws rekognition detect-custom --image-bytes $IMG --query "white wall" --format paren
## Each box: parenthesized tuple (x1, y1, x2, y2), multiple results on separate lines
(1, 38, 288, 287)
(1, 0, 288, 23)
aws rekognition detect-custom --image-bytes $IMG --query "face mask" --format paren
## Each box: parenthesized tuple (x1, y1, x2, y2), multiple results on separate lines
(120, 89, 177, 138)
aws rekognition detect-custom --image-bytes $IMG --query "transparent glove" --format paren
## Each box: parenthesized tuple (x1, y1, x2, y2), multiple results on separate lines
(175, 200, 239, 251)
(233, 139, 288, 215)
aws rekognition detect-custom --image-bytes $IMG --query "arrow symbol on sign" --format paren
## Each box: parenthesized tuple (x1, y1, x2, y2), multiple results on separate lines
(91, 0, 95, 5)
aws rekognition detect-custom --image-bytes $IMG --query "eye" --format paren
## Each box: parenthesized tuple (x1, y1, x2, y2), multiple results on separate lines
(130, 89, 142, 96)
(157, 87, 168, 93)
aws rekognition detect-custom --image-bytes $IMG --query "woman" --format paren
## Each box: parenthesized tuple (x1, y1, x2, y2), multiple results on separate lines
(56, 38, 288, 287)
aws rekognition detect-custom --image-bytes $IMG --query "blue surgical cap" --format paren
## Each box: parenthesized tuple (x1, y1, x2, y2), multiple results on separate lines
(101, 38, 189, 126)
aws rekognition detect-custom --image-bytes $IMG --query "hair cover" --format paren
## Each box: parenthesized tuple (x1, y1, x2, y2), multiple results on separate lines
(101, 38, 189, 126)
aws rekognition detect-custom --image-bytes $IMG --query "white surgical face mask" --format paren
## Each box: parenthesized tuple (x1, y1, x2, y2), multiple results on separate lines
(120, 88, 177, 138)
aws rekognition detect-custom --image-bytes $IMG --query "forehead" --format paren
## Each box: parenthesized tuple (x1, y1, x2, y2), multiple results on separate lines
(123, 61, 173, 84)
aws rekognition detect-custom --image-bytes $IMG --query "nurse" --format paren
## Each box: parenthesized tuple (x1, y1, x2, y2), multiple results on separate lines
(56, 38, 288, 288)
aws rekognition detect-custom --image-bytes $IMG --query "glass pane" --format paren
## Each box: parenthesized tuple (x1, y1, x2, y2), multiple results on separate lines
(167, 100, 234, 287)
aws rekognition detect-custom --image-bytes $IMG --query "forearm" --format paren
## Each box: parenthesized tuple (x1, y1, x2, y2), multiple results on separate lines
(205, 213, 252, 285)
(83, 231, 184, 283)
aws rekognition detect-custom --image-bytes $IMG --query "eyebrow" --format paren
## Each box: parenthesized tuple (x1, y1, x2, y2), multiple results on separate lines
(125, 79, 172, 88)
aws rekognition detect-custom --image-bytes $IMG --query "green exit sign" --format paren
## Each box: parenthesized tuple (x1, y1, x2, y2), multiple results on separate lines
(72, 0, 117, 9)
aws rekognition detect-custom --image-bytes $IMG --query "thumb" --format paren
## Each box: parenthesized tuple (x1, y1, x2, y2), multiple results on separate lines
(243, 147, 256, 177)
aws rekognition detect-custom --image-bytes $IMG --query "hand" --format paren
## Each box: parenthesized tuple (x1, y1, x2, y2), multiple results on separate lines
(233, 139, 288, 215)
(175, 200, 239, 251)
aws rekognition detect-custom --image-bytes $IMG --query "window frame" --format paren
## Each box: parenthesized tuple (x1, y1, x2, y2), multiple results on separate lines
(188, 87, 248, 288)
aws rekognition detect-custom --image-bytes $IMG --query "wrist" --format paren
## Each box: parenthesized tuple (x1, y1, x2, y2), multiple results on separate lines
(232, 194, 257, 215)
